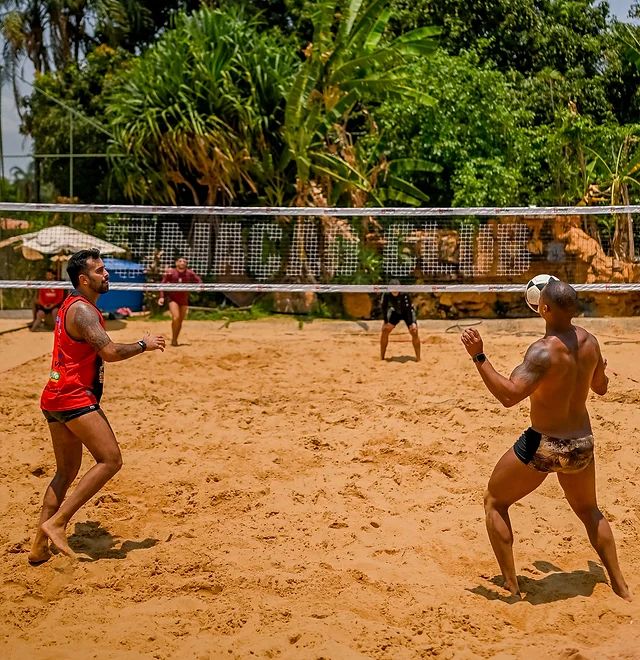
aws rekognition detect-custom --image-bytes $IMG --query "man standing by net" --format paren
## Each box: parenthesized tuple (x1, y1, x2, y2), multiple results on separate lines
(158, 256, 202, 347)
(461, 279, 630, 600)
(380, 279, 421, 361)
(30, 248, 165, 562)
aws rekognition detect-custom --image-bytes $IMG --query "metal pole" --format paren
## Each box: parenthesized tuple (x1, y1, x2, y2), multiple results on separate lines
(0, 66, 5, 183)
(69, 110, 74, 199)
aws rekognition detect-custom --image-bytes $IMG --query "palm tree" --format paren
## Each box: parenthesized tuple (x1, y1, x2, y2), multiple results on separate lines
(283, 0, 439, 207)
(587, 132, 640, 261)
(276, 0, 440, 281)
(1, 1, 49, 115)
(108, 6, 297, 205)
(0, 62, 6, 181)
(10, 161, 35, 200)
(616, 22, 640, 70)
(0, 1, 160, 111)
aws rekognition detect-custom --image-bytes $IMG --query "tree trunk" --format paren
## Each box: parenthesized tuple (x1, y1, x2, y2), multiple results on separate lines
(35, 158, 41, 203)
(622, 185, 634, 261)
(0, 78, 4, 182)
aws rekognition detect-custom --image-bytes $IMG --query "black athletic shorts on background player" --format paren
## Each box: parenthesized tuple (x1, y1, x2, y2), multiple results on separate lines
(382, 292, 417, 327)
(386, 308, 417, 327)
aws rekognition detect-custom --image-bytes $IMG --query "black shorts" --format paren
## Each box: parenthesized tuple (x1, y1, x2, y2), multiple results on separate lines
(35, 304, 58, 313)
(386, 309, 417, 328)
(513, 427, 594, 474)
(42, 404, 100, 424)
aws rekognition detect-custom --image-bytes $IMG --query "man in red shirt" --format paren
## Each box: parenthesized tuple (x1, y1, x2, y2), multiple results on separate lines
(31, 268, 66, 331)
(158, 256, 202, 346)
(30, 248, 165, 563)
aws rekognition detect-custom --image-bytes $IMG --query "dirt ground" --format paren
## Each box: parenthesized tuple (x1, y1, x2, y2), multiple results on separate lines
(1, 315, 639, 659)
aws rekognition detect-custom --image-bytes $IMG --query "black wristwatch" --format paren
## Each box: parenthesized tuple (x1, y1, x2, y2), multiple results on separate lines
(137, 339, 147, 353)
(472, 352, 486, 364)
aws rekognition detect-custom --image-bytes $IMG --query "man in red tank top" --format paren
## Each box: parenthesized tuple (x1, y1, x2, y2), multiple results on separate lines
(30, 248, 165, 563)
(30, 268, 66, 331)
(158, 256, 202, 346)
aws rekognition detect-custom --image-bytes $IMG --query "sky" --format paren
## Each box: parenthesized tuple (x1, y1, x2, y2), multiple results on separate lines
(611, 0, 638, 20)
(1, 59, 33, 178)
(0, 0, 638, 180)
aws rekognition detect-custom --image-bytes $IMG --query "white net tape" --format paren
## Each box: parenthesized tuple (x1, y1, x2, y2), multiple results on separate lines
(2, 282, 640, 293)
(1, 203, 639, 292)
(2, 202, 640, 216)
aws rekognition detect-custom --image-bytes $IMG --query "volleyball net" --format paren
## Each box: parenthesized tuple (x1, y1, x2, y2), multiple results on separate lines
(0, 203, 639, 306)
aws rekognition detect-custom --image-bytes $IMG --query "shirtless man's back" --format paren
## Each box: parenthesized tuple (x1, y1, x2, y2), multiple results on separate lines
(461, 279, 630, 601)
(529, 324, 599, 437)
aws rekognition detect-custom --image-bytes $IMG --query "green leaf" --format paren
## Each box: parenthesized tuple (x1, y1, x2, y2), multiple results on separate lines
(384, 174, 430, 203)
(387, 158, 443, 175)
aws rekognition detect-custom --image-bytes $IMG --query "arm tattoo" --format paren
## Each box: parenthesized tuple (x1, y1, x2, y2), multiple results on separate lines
(511, 342, 550, 384)
(73, 303, 111, 352)
(111, 343, 144, 359)
(73, 304, 144, 360)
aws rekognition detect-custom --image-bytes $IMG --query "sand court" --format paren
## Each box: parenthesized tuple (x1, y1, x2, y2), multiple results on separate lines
(1, 317, 639, 658)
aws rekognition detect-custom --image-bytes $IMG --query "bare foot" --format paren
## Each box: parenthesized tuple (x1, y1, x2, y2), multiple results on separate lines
(171, 340, 179, 347)
(41, 518, 76, 559)
(612, 580, 632, 602)
(502, 578, 521, 599)
(28, 543, 52, 566)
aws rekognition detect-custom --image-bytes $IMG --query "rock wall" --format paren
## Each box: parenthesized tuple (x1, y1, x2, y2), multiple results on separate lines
(333, 291, 640, 319)
(414, 291, 640, 319)
(328, 218, 640, 319)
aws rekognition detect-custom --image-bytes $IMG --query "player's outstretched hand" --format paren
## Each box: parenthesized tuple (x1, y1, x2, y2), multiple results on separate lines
(143, 332, 166, 352)
(461, 327, 483, 357)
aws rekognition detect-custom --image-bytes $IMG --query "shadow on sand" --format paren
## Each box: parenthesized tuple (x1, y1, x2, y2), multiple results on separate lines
(468, 560, 608, 605)
(104, 319, 127, 331)
(67, 521, 158, 561)
(385, 355, 418, 363)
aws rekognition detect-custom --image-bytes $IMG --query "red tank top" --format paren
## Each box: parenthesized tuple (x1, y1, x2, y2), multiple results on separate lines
(40, 293, 105, 411)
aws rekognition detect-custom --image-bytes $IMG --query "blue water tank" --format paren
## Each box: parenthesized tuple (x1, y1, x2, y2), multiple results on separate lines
(99, 258, 146, 313)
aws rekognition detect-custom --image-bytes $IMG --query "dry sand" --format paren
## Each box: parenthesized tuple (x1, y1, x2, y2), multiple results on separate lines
(1, 315, 639, 659)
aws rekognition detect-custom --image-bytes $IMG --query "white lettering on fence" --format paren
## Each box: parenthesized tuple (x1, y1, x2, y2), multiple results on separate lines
(108, 218, 534, 279)
(248, 223, 283, 280)
(383, 223, 417, 277)
(212, 221, 245, 276)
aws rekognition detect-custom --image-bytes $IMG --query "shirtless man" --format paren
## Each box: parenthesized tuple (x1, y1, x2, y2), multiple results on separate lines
(30, 248, 165, 563)
(461, 279, 630, 601)
(380, 280, 421, 361)
(158, 256, 202, 346)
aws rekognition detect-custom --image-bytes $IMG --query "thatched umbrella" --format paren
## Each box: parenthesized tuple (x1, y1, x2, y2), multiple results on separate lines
(0, 225, 126, 262)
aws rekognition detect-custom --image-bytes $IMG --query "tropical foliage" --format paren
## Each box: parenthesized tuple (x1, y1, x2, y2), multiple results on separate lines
(281, 0, 439, 206)
(20, 44, 127, 201)
(1, 0, 640, 264)
(0, 1, 200, 112)
(107, 6, 297, 205)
